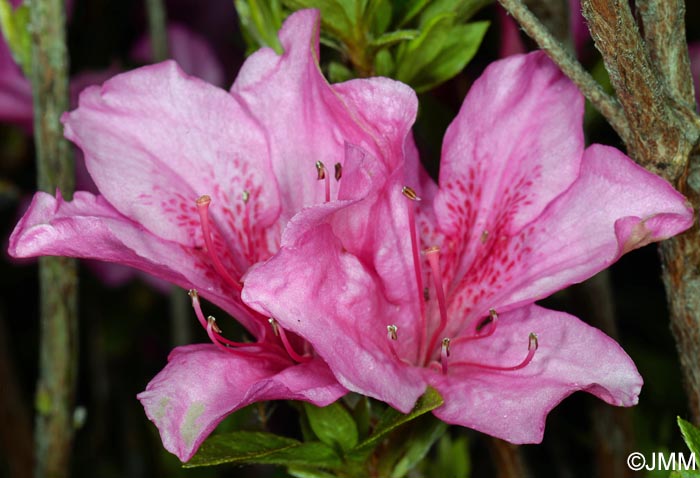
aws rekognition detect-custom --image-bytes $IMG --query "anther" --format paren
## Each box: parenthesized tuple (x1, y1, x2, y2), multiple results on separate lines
(334, 162, 342, 181)
(387, 324, 398, 341)
(196, 195, 243, 292)
(386, 325, 401, 361)
(316, 161, 331, 202)
(315, 161, 327, 180)
(401, 186, 421, 201)
(268, 317, 280, 336)
(440, 338, 451, 374)
(242, 190, 250, 204)
(207, 315, 222, 334)
(480, 230, 489, 244)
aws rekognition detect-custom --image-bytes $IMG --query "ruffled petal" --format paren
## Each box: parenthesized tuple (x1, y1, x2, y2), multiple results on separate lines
(63, 60, 279, 271)
(137, 344, 345, 461)
(243, 221, 427, 414)
(434, 51, 584, 287)
(448, 144, 694, 326)
(8, 191, 262, 334)
(232, 10, 417, 223)
(429, 304, 642, 444)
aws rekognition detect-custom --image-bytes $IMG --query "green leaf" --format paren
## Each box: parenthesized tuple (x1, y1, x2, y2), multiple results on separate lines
(410, 21, 489, 92)
(352, 387, 443, 454)
(185, 431, 342, 469)
(369, 29, 419, 49)
(282, 0, 354, 41)
(678, 417, 700, 457)
(327, 61, 355, 83)
(234, 0, 284, 53)
(433, 434, 470, 478)
(395, 0, 430, 27)
(0, 0, 31, 75)
(288, 468, 340, 478)
(374, 48, 394, 76)
(394, 12, 455, 85)
(304, 401, 359, 452)
(419, 0, 491, 25)
(390, 419, 448, 478)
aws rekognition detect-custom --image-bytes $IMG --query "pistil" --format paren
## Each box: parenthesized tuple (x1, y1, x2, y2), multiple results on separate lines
(195, 195, 243, 293)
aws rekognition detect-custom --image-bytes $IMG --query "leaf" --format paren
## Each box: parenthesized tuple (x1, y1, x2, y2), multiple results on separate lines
(678, 417, 700, 457)
(390, 418, 448, 478)
(433, 433, 470, 478)
(352, 387, 443, 455)
(234, 0, 284, 53)
(288, 468, 340, 478)
(282, 0, 354, 42)
(327, 61, 355, 83)
(410, 21, 489, 92)
(304, 401, 359, 452)
(396, 0, 430, 27)
(394, 12, 454, 85)
(373, 49, 394, 77)
(0, 0, 31, 75)
(185, 431, 342, 469)
(369, 29, 419, 50)
(419, 0, 491, 25)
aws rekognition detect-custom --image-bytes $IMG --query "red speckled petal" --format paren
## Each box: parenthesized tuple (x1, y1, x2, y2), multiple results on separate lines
(63, 60, 278, 274)
(445, 144, 694, 331)
(8, 191, 263, 334)
(138, 344, 345, 462)
(429, 304, 642, 444)
(434, 51, 584, 289)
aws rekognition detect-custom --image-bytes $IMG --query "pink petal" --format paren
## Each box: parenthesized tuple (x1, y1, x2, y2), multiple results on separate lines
(63, 60, 280, 271)
(131, 23, 225, 87)
(434, 51, 584, 287)
(450, 144, 693, 324)
(429, 304, 642, 444)
(137, 344, 345, 461)
(232, 10, 417, 223)
(497, 7, 526, 58)
(243, 221, 427, 414)
(0, 36, 33, 129)
(9, 191, 263, 334)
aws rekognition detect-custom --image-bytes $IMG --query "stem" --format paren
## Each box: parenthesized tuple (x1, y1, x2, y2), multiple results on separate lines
(496, 0, 630, 144)
(145, 0, 168, 62)
(487, 438, 530, 478)
(29, 0, 78, 476)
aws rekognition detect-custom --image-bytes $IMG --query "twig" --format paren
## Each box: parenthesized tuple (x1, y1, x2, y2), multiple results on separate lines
(28, 0, 79, 475)
(145, 0, 168, 62)
(496, 0, 631, 144)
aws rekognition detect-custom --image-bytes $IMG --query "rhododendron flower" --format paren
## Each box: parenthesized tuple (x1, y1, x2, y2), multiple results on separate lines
(8, 10, 422, 461)
(242, 52, 695, 443)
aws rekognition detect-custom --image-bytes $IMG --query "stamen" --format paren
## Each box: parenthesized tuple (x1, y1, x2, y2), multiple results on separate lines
(452, 333, 539, 372)
(242, 190, 253, 261)
(316, 161, 331, 203)
(334, 162, 342, 181)
(196, 195, 243, 292)
(402, 186, 426, 360)
(452, 308, 499, 346)
(440, 338, 450, 374)
(207, 315, 222, 334)
(480, 230, 489, 244)
(426, 246, 448, 356)
(386, 325, 401, 361)
(269, 318, 312, 363)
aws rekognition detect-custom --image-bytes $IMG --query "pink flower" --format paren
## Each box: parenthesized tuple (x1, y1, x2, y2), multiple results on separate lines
(8, 10, 421, 461)
(242, 51, 695, 444)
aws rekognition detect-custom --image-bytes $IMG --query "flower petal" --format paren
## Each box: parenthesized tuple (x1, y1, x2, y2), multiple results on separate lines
(429, 304, 642, 444)
(63, 60, 279, 271)
(137, 344, 345, 461)
(8, 191, 263, 334)
(0, 36, 33, 129)
(434, 51, 584, 287)
(449, 143, 694, 326)
(232, 10, 417, 223)
(243, 220, 427, 414)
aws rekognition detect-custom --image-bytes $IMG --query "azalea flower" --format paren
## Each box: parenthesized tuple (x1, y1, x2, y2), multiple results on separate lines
(241, 51, 695, 443)
(8, 10, 422, 461)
